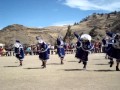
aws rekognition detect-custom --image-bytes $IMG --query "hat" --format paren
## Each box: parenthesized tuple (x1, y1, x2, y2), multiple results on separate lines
(80, 34, 92, 41)
(16, 40, 20, 43)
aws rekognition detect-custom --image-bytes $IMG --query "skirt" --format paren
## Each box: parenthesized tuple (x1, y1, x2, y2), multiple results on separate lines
(57, 48, 65, 58)
(39, 51, 49, 60)
(75, 48, 89, 61)
(106, 46, 120, 59)
(16, 49, 24, 60)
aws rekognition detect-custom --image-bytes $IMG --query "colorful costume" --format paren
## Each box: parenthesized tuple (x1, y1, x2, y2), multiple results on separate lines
(57, 36, 65, 64)
(14, 40, 24, 66)
(74, 33, 94, 69)
(105, 32, 120, 71)
(38, 42, 49, 60)
(36, 37, 50, 68)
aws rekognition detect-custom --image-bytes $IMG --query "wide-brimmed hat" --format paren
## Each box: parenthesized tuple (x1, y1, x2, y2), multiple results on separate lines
(80, 34, 92, 41)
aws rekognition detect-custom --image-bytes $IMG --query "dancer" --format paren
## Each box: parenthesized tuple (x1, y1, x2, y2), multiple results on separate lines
(105, 32, 120, 71)
(74, 32, 94, 69)
(56, 35, 65, 64)
(14, 40, 24, 66)
(36, 37, 50, 68)
(102, 36, 109, 59)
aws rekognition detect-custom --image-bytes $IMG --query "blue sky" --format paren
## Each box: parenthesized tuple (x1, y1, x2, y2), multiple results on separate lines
(0, 0, 120, 29)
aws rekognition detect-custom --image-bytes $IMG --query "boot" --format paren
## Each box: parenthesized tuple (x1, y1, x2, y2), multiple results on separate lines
(41, 61, 45, 68)
(78, 60, 81, 63)
(44, 61, 46, 68)
(110, 61, 114, 67)
(83, 62, 87, 69)
(61, 60, 64, 64)
(19, 61, 22, 66)
(116, 66, 119, 71)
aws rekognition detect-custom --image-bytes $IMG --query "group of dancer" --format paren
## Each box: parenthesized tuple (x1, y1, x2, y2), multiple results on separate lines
(102, 32, 120, 71)
(13, 31, 120, 71)
(13, 35, 66, 68)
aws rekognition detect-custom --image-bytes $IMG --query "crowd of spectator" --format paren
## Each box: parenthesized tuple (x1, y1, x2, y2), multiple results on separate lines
(0, 41, 103, 57)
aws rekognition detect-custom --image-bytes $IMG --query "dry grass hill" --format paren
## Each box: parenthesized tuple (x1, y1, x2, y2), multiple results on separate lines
(0, 11, 120, 45)
(0, 24, 68, 45)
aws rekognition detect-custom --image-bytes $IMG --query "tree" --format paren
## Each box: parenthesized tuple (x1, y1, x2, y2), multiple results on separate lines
(107, 14, 110, 19)
(92, 13, 97, 19)
(74, 22, 77, 25)
(63, 25, 74, 43)
(89, 27, 98, 37)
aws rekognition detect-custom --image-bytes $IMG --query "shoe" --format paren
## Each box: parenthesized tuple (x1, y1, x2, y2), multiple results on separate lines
(78, 60, 81, 63)
(116, 66, 119, 71)
(19, 64, 22, 66)
(83, 65, 86, 69)
(110, 61, 114, 67)
(61, 62, 64, 64)
(61, 60, 64, 64)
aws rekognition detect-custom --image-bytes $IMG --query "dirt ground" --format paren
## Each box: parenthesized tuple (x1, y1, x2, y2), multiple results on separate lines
(0, 53, 120, 90)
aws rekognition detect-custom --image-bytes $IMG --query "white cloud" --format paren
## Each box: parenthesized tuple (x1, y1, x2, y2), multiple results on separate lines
(63, 0, 120, 11)
(51, 21, 74, 26)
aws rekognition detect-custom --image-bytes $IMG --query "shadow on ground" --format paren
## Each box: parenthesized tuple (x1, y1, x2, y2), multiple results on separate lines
(67, 61, 78, 62)
(24, 67, 43, 69)
(63, 69, 86, 71)
(95, 64, 109, 65)
(4, 66, 19, 67)
(47, 63, 61, 65)
(62, 69, 118, 72)
(93, 69, 117, 72)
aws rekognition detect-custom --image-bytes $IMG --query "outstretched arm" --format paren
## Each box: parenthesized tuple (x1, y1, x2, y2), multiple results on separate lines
(74, 32, 80, 39)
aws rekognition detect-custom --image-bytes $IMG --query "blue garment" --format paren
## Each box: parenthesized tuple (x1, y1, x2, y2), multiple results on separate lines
(16, 48, 24, 60)
(57, 38, 65, 58)
(75, 41, 82, 58)
(102, 38, 108, 53)
(74, 33, 93, 61)
(38, 42, 49, 60)
(14, 43, 24, 60)
(105, 33, 120, 59)
(78, 41, 93, 61)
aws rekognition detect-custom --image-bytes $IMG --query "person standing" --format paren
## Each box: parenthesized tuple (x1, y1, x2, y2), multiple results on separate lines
(36, 37, 50, 68)
(56, 35, 65, 64)
(14, 40, 24, 66)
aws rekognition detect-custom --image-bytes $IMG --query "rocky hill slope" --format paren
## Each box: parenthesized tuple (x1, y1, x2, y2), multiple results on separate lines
(0, 11, 120, 45)
(0, 24, 68, 45)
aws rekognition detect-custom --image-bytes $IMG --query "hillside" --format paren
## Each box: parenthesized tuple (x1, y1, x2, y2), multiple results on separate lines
(0, 11, 120, 45)
(0, 24, 68, 45)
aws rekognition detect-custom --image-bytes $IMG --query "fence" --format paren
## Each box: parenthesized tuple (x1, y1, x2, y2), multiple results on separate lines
(0, 49, 76, 57)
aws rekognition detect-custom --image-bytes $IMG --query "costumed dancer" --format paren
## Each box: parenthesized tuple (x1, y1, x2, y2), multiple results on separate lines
(102, 36, 109, 59)
(36, 37, 50, 68)
(56, 35, 65, 64)
(105, 32, 120, 71)
(74, 32, 94, 69)
(14, 40, 24, 66)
